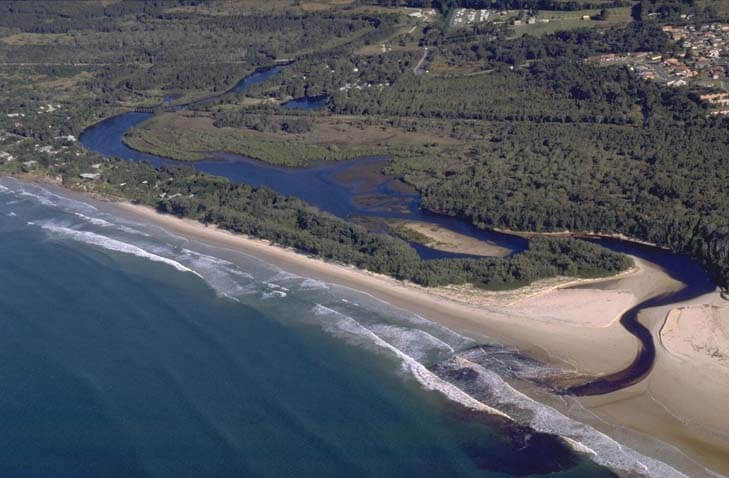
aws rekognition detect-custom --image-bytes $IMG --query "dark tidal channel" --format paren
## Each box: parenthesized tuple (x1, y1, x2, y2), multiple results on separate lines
(79, 68, 716, 397)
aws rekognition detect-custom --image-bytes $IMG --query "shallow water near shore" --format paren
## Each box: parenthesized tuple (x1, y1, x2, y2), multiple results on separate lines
(1, 177, 707, 477)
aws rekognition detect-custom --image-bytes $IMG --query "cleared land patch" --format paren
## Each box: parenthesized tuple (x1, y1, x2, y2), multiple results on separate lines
(510, 7, 633, 37)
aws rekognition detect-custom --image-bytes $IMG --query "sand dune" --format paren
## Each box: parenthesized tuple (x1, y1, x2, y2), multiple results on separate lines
(661, 302, 729, 369)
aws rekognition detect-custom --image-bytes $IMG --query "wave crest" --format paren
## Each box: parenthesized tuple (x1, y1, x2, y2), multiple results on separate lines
(36, 222, 202, 278)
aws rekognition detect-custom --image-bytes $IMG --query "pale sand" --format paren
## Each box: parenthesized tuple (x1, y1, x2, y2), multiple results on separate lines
(116, 202, 729, 476)
(580, 291, 729, 477)
(389, 219, 512, 257)
(661, 302, 729, 369)
(117, 202, 650, 374)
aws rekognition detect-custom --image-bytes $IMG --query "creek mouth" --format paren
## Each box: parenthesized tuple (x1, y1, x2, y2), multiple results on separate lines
(79, 69, 715, 399)
(562, 238, 715, 396)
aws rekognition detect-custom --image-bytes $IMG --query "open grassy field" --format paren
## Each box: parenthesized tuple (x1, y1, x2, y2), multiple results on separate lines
(300, 0, 353, 12)
(164, 0, 437, 18)
(510, 6, 634, 37)
(0, 32, 77, 46)
(355, 23, 422, 56)
(162, 0, 356, 15)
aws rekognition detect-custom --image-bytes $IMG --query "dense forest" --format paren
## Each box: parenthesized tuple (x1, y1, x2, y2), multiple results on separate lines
(394, 117, 729, 289)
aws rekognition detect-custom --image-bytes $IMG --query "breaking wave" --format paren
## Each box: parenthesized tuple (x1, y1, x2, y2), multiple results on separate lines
(19, 189, 56, 207)
(14, 183, 97, 214)
(73, 212, 150, 237)
(299, 278, 329, 290)
(308, 302, 688, 478)
(35, 222, 202, 278)
(432, 354, 688, 478)
(311, 304, 511, 418)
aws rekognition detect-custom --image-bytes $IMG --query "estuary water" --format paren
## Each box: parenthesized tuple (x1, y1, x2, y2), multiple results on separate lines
(0, 177, 698, 478)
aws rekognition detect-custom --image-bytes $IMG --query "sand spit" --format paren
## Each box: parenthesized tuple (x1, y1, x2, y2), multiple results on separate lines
(388, 219, 513, 257)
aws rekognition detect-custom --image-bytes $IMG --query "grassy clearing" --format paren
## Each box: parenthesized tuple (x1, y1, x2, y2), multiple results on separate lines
(35, 71, 93, 91)
(163, 0, 355, 15)
(300, 0, 354, 12)
(123, 113, 334, 163)
(510, 7, 633, 37)
(0, 33, 76, 46)
(355, 23, 422, 56)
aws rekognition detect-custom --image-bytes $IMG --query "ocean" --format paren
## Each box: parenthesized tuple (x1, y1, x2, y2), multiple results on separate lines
(0, 177, 690, 477)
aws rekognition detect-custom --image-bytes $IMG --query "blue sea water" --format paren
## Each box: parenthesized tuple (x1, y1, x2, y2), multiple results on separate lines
(0, 178, 693, 477)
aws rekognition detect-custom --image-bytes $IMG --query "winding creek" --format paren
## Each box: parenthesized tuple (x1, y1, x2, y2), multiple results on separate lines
(79, 67, 716, 397)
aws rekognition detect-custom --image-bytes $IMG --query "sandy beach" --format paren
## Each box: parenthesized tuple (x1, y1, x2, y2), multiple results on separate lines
(116, 202, 729, 477)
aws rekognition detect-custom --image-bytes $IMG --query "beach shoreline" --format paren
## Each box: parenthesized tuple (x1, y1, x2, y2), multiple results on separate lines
(115, 201, 641, 371)
(112, 201, 729, 477)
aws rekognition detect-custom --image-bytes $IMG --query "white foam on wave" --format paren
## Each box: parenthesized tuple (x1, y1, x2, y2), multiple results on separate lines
(299, 278, 329, 290)
(368, 324, 455, 362)
(74, 212, 113, 227)
(19, 189, 56, 207)
(308, 298, 688, 478)
(311, 304, 512, 419)
(229, 269, 254, 279)
(18, 184, 97, 214)
(169, 247, 259, 301)
(36, 222, 203, 278)
(327, 283, 476, 352)
(7, 211, 16, 217)
(448, 357, 688, 478)
(267, 270, 301, 283)
(264, 282, 289, 292)
(235, 283, 262, 296)
(73, 212, 150, 237)
(262, 290, 287, 300)
(0, 184, 9, 193)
